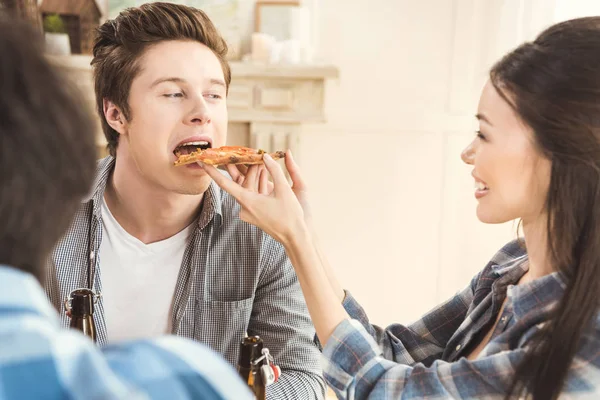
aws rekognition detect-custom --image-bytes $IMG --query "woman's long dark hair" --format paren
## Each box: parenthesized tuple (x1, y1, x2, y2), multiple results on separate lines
(490, 17, 600, 400)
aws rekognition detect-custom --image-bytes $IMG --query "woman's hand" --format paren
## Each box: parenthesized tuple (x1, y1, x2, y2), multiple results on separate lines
(222, 151, 313, 221)
(201, 150, 309, 247)
(206, 151, 350, 345)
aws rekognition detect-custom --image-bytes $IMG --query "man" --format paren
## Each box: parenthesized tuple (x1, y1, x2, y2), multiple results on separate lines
(46, 3, 324, 398)
(0, 14, 251, 400)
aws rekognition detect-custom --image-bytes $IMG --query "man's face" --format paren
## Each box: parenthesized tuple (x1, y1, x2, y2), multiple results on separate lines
(107, 40, 228, 194)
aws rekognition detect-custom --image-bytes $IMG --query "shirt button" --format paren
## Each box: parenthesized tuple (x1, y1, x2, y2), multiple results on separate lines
(456, 344, 461, 351)
(90, 250, 95, 260)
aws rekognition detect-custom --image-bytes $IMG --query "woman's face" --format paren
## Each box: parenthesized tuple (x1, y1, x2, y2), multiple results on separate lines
(461, 80, 551, 225)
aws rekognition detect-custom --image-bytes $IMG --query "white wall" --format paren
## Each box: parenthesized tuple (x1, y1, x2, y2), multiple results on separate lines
(554, 0, 600, 21)
(299, 0, 556, 326)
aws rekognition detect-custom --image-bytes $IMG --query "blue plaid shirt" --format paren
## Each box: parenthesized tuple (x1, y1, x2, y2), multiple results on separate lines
(322, 240, 600, 399)
(0, 265, 252, 400)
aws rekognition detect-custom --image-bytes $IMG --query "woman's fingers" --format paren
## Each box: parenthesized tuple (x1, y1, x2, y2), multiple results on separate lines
(204, 159, 279, 197)
(200, 163, 248, 204)
(263, 154, 289, 194)
(286, 150, 306, 191)
(226, 164, 250, 186)
(226, 164, 241, 182)
(242, 165, 262, 191)
(259, 167, 271, 195)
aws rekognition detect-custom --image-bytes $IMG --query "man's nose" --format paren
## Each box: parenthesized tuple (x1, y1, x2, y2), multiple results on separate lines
(187, 97, 211, 126)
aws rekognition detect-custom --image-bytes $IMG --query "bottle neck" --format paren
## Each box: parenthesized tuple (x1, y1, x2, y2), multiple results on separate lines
(238, 336, 264, 368)
(237, 336, 266, 399)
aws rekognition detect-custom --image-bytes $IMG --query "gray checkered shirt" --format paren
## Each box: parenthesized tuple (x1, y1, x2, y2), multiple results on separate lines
(45, 156, 325, 399)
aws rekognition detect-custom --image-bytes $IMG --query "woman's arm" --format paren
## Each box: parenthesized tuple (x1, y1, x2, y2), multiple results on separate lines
(201, 153, 474, 351)
(282, 224, 349, 345)
(322, 318, 529, 400)
(221, 154, 346, 303)
(202, 153, 347, 345)
(304, 219, 346, 303)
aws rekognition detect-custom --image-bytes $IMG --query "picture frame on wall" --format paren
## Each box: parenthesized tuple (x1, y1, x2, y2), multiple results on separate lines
(254, 0, 300, 41)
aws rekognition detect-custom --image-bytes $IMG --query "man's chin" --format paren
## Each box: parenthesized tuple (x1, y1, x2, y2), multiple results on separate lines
(165, 170, 210, 195)
(176, 180, 212, 195)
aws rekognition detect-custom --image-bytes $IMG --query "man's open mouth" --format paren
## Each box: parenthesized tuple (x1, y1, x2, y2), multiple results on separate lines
(173, 141, 211, 156)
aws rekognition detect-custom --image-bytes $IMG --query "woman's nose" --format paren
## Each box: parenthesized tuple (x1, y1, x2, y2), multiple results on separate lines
(461, 141, 475, 165)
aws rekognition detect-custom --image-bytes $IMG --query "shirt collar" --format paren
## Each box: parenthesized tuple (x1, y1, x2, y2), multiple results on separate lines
(198, 180, 223, 228)
(507, 270, 566, 320)
(489, 239, 528, 276)
(85, 156, 223, 227)
(0, 265, 59, 323)
(485, 239, 566, 320)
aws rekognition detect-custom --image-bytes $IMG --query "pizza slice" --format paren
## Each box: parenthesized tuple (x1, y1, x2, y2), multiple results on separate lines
(174, 145, 286, 166)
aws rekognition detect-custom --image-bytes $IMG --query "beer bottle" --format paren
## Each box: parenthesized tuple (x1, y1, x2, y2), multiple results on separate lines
(237, 335, 266, 400)
(66, 288, 97, 342)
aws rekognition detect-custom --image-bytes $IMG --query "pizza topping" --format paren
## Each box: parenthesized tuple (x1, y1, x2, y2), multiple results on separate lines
(174, 141, 211, 156)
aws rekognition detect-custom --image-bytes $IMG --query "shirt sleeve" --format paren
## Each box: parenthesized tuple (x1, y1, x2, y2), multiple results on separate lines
(322, 318, 525, 399)
(340, 271, 478, 366)
(42, 329, 253, 400)
(100, 336, 255, 400)
(247, 237, 327, 400)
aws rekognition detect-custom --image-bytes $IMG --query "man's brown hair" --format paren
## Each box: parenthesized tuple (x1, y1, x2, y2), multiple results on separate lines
(92, 2, 231, 157)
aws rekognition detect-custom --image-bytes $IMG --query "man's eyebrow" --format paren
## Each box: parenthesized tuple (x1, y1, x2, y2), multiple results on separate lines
(150, 77, 226, 89)
(150, 77, 186, 88)
(209, 78, 227, 88)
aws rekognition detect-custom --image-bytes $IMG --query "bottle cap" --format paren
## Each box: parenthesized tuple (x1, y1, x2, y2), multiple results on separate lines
(69, 288, 95, 316)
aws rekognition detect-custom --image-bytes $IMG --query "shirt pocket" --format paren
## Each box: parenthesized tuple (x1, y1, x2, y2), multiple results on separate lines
(194, 296, 254, 365)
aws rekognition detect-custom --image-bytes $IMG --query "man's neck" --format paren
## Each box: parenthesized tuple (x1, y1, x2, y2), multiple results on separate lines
(104, 158, 204, 244)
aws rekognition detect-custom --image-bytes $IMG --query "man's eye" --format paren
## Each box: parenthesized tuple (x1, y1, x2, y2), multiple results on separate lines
(206, 93, 223, 100)
(164, 93, 184, 98)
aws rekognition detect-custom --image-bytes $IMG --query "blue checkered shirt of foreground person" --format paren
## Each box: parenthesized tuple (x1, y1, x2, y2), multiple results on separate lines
(0, 265, 252, 400)
(322, 240, 600, 399)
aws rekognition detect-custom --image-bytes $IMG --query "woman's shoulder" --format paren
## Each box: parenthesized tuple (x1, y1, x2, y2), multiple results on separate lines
(473, 239, 527, 280)
(468, 239, 528, 304)
(490, 239, 527, 265)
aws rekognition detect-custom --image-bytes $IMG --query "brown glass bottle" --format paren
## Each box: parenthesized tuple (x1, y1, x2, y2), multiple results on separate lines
(237, 336, 266, 400)
(68, 289, 97, 342)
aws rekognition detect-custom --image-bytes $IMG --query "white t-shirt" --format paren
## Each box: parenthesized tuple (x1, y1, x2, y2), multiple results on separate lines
(99, 197, 193, 342)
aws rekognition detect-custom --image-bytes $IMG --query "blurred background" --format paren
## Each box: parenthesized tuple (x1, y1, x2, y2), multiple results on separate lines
(3, 0, 600, 327)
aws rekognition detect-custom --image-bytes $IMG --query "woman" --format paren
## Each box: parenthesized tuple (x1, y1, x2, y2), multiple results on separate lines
(202, 17, 600, 399)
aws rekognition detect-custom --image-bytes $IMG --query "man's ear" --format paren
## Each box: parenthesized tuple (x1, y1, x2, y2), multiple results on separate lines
(103, 99, 127, 135)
